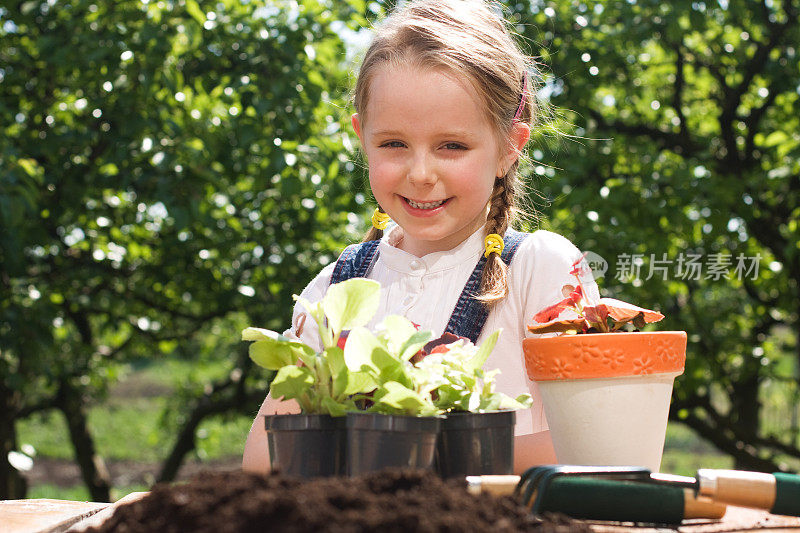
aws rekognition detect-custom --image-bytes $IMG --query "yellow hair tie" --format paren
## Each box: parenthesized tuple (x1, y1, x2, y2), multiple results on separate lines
(484, 233, 504, 258)
(371, 208, 391, 230)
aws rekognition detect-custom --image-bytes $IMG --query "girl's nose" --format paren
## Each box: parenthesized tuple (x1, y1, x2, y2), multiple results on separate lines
(407, 153, 436, 186)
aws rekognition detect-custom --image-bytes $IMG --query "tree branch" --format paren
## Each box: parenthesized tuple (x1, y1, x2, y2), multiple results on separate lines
(672, 409, 782, 472)
(130, 291, 231, 322)
(56, 380, 112, 502)
(157, 368, 265, 482)
(586, 109, 700, 156)
(742, 87, 779, 161)
(671, 40, 691, 145)
(16, 397, 58, 419)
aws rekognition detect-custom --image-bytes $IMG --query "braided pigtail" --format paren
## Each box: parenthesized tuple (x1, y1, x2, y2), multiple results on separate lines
(477, 168, 518, 306)
(362, 206, 388, 242)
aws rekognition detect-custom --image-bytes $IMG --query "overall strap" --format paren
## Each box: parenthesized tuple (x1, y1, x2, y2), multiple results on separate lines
(444, 229, 529, 343)
(330, 239, 381, 285)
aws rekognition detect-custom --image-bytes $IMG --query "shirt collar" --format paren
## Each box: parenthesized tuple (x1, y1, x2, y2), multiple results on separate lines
(378, 224, 484, 274)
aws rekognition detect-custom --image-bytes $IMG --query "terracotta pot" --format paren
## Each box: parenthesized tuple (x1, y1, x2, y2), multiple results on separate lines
(522, 331, 686, 472)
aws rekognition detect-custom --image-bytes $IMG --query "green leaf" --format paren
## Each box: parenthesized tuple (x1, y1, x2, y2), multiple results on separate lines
(321, 396, 348, 417)
(293, 294, 319, 316)
(17, 158, 43, 180)
(465, 392, 481, 412)
(377, 314, 433, 362)
(185, 0, 206, 26)
(242, 327, 315, 370)
(514, 393, 533, 408)
(322, 278, 380, 335)
(342, 326, 383, 373)
(380, 315, 419, 353)
(248, 338, 299, 370)
(434, 385, 467, 410)
(467, 329, 500, 371)
(762, 131, 787, 147)
(241, 327, 281, 341)
(399, 330, 433, 361)
(325, 346, 346, 376)
(294, 294, 333, 348)
(480, 395, 503, 412)
(291, 343, 317, 368)
(269, 366, 314, 400)
(327, 344, 379, 396)
(325, 346, 348, 397)
(372, 381, 429, 414)
(375, 353, 409, 387)
(343, 371, 377, 396)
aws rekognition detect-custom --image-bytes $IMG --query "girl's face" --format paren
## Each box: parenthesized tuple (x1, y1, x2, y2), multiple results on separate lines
(352, 64, 529, 257)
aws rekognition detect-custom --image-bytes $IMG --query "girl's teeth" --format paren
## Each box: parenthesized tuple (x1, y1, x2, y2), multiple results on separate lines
(407, 199, 445, 209)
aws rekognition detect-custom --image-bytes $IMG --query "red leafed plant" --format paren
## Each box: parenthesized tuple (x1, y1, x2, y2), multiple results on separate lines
(527, 253, 664, 335)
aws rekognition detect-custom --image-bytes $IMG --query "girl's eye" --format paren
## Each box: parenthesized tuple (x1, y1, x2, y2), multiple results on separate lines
(380, 141, 406, 148)
(444, 142, 467, 150)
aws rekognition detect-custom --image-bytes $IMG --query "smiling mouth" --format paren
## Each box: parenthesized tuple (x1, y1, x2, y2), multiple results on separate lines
(404, 197, 448, 210)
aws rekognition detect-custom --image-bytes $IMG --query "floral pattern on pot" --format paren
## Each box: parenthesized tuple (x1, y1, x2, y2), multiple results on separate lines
(523, 331, 687, 381)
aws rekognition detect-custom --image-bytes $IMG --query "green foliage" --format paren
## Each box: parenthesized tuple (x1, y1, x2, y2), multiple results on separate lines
(297, 277, 382, 348)
(0, 0, 368, 494)
(529, 256, 664, 333)
(510, 0, 800, 467)
(661, 423, 735, 476)
(4, 0, 796, 491)
(414, 331, 533, 413)
(244, 279, 437, 416)
(244, 279, 526, 416)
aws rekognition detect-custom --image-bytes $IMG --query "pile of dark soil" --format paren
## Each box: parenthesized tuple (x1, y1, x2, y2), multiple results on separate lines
(85, 469, 592, 532)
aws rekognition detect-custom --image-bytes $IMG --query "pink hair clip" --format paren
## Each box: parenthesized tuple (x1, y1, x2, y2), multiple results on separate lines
(513, 71, 529, 122)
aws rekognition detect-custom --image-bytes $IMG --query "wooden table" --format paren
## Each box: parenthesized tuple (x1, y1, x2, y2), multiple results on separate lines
(3, 495, 800, 532)
(0, 498, 108, 533)
(593, 507, 800, 532)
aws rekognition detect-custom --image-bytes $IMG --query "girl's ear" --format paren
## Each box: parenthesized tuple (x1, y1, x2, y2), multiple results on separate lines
(497, 122, 531, 176)
(351, 113, 364, 144)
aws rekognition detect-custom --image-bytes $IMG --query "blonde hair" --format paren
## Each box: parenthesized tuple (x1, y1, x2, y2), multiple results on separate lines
(355, 0, 539, 305)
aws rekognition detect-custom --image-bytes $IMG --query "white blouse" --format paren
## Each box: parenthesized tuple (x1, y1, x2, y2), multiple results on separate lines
(283, 224, 599, 436)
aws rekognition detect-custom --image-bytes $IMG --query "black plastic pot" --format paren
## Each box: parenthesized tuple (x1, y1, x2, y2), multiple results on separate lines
(264, 414, 347, 478)
(346, 412, 441, 476)
(434, 410, 516, 478)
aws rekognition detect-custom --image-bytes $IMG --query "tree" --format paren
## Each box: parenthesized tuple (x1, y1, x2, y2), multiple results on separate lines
(515, 0, 800, 469)
(0, 0, 367, 499)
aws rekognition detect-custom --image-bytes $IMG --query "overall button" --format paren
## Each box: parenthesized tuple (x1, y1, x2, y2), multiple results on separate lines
(402, 295, 414, 306)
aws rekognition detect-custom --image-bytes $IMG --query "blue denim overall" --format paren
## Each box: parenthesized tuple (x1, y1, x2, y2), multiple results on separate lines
(329, 230, 529, 343)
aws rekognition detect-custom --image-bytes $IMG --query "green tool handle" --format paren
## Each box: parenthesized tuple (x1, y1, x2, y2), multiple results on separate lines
(772, 473, 800, 516)
(540, 477, 697, 524)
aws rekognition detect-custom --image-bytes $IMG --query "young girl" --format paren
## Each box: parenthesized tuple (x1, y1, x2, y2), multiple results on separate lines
(243, 0, 598, 474)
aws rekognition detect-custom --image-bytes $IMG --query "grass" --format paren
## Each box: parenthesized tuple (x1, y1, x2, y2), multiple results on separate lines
(26, 483, 93, 501)
(661, 423, 733, 476)
(18, 403, 253, 462)
(17, 355, 257, 501)
(18, 354, 257, 463)
(26, 483, 151, 502)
